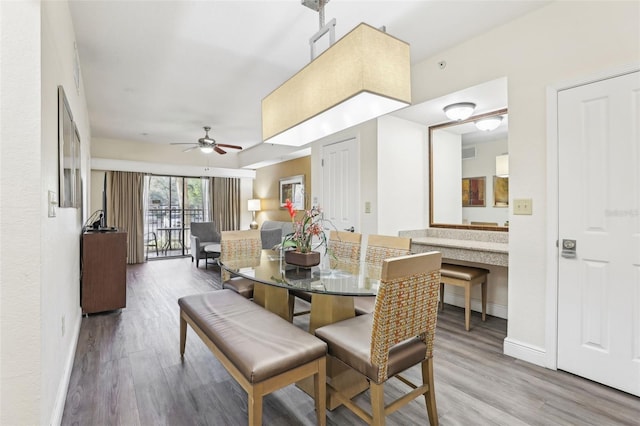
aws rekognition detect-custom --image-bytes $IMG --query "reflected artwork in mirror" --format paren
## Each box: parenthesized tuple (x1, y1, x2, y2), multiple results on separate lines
(429, 108, 508, 231)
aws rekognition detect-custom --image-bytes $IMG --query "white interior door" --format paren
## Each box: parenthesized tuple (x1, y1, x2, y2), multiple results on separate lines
(557, 71, 640, 396)
(322, 138, 359, 233)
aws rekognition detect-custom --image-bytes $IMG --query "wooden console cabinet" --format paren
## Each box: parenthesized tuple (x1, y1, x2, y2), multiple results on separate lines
(81, 231, 127, 314)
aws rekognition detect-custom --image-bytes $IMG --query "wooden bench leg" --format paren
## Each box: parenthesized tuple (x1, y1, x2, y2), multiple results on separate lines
(464, 284, 471, 332)
(180, 313, 187, 357)
(248, 386, 263, 426)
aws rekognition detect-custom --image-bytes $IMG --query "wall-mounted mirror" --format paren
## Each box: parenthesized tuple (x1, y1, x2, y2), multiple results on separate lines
(429, 108, 508, 231)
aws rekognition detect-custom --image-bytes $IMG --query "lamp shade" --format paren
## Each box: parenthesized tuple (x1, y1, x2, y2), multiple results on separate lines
(475, 116, 503, 131)
(443, 102, 476, 121)
(262, 23, 411, 147)
(247, 199, 261, 212)
(199, 146, 214, 154)
(496, 154, 509, 177)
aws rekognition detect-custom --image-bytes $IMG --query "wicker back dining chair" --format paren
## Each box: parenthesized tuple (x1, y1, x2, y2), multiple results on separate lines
(315, 251, 442, 425)
(354, 234, 412, 315)
(327, 230, 362, 273)
(289, 230, 363, 314)
(219, 230, 262, 299)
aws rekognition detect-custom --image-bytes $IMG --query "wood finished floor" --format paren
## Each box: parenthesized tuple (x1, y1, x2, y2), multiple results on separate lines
(62, 257, 639, 425)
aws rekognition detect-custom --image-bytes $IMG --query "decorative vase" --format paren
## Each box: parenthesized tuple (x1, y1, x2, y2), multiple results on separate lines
(284, 250, 321, 267)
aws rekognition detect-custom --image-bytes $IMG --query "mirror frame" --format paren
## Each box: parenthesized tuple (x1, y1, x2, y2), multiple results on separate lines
(429, 107, 509, 232)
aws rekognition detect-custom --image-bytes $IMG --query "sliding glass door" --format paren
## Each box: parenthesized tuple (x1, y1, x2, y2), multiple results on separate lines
(144, 175, 208, 259)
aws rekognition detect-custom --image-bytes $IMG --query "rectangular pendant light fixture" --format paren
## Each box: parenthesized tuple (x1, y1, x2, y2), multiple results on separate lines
(262, 23, 411, 146)
(496, 154, 509, 177)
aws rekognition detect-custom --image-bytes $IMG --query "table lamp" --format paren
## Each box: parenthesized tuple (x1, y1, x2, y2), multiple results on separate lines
(248, 199, 261, 230)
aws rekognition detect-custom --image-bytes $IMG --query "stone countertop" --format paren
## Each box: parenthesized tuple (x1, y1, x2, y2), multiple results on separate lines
(405, 231, 509, 267)
(412, 237, 508, 254)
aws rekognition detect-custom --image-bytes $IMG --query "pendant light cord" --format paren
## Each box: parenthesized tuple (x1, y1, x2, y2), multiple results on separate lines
(319, 0, 325, 29)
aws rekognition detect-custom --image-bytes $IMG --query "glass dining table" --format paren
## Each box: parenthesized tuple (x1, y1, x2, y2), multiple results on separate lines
(219, 248, 381, 409)
(219, 249, 381, 331)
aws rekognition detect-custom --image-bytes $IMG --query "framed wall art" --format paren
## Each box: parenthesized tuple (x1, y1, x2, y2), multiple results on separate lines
(493, 176, 509, 207)
(58, 86, 81, 208)
(279, 174, 305, 210)
(462, 176, 486, 207)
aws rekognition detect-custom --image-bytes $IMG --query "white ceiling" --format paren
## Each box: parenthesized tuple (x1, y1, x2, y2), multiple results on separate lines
(69, 0, 549, 166)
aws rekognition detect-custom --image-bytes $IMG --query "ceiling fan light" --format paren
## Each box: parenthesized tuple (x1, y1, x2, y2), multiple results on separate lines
(475, 115, 503, 131)
(200, 146, 214, 154)
(443, 102, 476, 121)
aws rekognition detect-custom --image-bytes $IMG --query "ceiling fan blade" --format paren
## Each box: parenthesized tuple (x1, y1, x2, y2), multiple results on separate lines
(216, 143, 242, 150)
(182, 146, 199, 152)
(171, 142, 196, 145)
(214, 146, 227, 155)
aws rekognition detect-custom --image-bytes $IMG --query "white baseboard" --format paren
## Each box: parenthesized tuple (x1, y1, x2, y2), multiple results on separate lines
(503, 337, 547, 368)
(443, 293, 508, 319)
(50, 311, 81, 426)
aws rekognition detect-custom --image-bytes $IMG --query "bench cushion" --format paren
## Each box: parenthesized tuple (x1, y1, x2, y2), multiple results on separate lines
(178, 290, 326, 383)
(440, 264, 490, 281)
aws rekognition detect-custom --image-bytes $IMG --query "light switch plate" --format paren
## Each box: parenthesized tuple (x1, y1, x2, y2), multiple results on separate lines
(514, 198, 532, 215)
(364, 201, 371, 214)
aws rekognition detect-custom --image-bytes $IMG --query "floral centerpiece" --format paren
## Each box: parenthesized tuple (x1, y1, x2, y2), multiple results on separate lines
(281, 199, 328, 266)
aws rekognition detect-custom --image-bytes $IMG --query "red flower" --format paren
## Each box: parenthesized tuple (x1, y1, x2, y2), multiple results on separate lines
(285, 199, 296, 219)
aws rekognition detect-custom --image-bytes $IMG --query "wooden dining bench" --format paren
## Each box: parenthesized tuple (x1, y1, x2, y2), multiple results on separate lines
(440, 263, 490, 331)
(179, 290, 327, 425)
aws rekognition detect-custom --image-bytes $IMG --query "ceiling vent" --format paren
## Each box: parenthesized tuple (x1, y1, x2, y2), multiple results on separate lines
(462, 146, 476, 160)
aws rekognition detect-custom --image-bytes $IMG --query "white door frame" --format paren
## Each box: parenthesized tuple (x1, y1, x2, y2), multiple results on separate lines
(545, 63, 640, 370)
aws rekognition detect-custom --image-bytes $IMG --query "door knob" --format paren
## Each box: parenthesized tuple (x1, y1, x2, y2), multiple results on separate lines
(344, 226, 355, 233)
(561, 239, 577, 258)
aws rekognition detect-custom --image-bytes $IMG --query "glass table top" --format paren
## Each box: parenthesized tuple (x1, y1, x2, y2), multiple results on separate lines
(218, 249, 380, 296)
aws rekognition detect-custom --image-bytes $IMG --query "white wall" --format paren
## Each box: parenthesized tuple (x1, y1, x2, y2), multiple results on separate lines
(1, 1, 90, 424)
(409, 1, 640, 361)
(0, 2, 43, 424)
(432, 129, 462, 224)
(377, 115, 428, 235)
(41, 1, 91, 424)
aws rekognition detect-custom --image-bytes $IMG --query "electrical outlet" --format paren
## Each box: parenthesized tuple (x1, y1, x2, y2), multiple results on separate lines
(61, 315, 65, 336)
(514, 198, 533, 215)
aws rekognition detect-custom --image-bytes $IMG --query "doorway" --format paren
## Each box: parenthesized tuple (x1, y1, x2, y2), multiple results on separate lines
(145, 175, 208, 259)
(555, 70, 640, 396)
(322, 138, 359, 233)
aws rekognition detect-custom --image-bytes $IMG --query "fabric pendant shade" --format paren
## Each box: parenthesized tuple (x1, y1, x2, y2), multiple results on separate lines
(496, 154, 509, 177)
(262, 23, 411, 147)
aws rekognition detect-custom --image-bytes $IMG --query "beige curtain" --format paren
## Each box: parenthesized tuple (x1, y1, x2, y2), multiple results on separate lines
(106, 171, 144, 264)
(209, 177, 240, 231)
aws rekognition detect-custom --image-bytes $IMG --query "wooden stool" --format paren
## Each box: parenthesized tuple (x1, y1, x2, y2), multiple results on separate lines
(440, 264, 490, 331)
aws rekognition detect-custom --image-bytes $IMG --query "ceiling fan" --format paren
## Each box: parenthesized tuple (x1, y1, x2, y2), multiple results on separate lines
(171, 126, 242, 154)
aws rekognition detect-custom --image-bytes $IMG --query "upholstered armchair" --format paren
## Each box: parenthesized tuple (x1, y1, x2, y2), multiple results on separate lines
(190, 221, 221, 267)
(260, 220, 294, 249)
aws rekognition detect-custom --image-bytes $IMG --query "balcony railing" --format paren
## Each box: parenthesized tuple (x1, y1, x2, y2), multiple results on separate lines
(145, 208, 205, 258)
